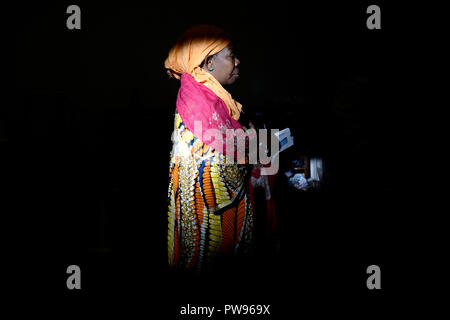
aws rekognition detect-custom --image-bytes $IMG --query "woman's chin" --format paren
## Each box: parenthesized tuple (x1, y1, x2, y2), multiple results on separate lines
(227, 74, 239, 85)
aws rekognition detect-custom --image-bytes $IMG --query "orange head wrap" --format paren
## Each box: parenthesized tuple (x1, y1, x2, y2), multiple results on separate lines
(164, 24, 242, 120)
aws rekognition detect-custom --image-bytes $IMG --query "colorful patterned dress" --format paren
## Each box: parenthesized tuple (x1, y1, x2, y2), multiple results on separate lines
(167, 112, 254, 272)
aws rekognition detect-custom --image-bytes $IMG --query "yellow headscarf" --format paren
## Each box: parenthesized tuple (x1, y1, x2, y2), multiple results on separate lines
(164, 24, 242, 120)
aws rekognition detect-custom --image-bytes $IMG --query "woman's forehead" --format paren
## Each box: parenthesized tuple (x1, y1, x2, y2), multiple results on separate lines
(218, 45, 234, 55)
(226, 43, 235, 51)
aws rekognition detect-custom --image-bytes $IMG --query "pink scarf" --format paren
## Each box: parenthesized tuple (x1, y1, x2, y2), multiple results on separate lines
(176, 73, 251, 157)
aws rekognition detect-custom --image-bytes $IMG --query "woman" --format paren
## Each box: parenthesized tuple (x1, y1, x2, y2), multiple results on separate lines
(164, 25, 255, 272)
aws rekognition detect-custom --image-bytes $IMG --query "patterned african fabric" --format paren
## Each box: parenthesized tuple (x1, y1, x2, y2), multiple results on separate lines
(167, 112, 254, 272)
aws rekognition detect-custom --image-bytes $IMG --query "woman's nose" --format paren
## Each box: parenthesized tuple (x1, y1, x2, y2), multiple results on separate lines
(235, 57, 240, 66)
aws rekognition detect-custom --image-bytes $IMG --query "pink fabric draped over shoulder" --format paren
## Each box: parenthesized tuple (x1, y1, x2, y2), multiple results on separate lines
(177, 73, 245, 156)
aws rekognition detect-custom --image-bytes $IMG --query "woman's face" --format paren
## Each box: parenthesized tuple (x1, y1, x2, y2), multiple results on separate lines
(204, 46, 240, 86)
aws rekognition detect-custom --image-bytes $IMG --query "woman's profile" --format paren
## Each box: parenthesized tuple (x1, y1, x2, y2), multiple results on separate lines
(164, 24, 255, 272)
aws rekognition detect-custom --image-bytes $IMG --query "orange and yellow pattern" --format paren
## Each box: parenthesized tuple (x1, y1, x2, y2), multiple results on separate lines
(167, 112, 254, 271)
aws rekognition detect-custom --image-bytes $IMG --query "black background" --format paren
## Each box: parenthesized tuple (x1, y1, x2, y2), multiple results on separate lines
(9, 0, 418, 317)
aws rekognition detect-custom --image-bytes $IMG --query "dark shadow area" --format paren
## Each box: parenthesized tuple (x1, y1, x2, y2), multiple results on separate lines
(9, 1, 406, 316)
